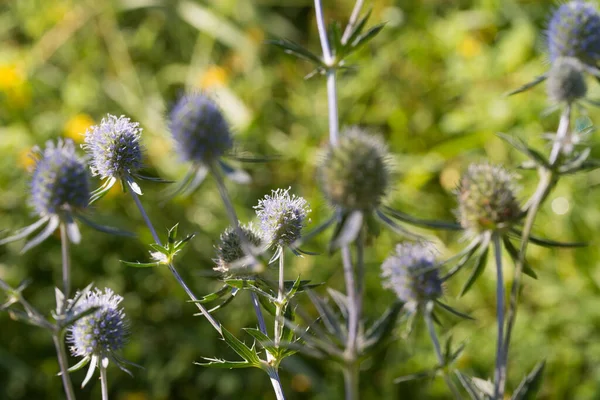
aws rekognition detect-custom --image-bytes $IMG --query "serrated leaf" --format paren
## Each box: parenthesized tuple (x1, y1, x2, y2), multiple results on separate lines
(459, 246, 489, 297)
(267, 38, 324, 66)
(220, 328, 262, 366)
(120, 260, 159, 268)
(512, 361, 546, 400)
(244, 328, 277, 355)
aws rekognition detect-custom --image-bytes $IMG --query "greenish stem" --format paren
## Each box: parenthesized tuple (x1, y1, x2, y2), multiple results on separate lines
(128, 189, 222, 334)
(52, 333, 76, 400)
(100, 364, 109, 400)
(342, 361, 360, 400)
(59, 223, 71, 310)
(424, 304, 462, 400)
(492, 234, 505, 400)
(274, 247, 285, 347)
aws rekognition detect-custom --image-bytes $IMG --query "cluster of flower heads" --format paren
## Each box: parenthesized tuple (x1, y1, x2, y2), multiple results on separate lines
(214, 223, 264, 277)
(30, 139, 90, 218)
(83, 115, 143, 181)
(318, 127, 391, 211)
(381, 242, 443, 310)
(455, 163, 521, 235)
(67, 287, 130, 387)
(169, 93, 233, 165)
(254, 187, 311, 248)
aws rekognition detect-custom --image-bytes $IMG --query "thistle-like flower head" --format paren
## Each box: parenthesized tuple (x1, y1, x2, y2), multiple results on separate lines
(381, 242, 443, 309)
(83, 114, 143, 180)
(214, 223, 263, 277)
(68, 287, 128, 361)
(456, 163, 521, 234)
(30, 139, 90, 217)
(318, 127, 391, 211)
(254, 187, 311, 248)
(67, 287, 131, 387)
(546, 56, 587, 104)
(169, 93, 233, 165)
(547, 1, 600, 66)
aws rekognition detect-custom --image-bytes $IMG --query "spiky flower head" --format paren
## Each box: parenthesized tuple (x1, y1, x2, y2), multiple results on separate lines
(547, 1, 600, 66)
(456, 163, 521, 234)
(381, 242, 443, 309)
(83, 114, 143, 180)
(68, 288, 128, 361)
(169, 93, 233, 164)
(254, 187, 311, 248)
(30, 139, 90, 217)
(214, 223, 263, 277)
(318, 127, 391, 211)
(546, 57, 587, 104)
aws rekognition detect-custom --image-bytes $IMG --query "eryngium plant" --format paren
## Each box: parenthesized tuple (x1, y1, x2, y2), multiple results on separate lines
(67, 287, 132, 388)
(456, 163, 521, 235)
(214, 223, 264, 277)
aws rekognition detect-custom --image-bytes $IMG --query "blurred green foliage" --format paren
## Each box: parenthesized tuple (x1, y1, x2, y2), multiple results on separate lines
(1, 0, 600, 399)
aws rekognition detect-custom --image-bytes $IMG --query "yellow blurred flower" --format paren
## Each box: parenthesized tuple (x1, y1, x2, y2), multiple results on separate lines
(198, 65, 228, 89)
(0, 63, 31, 107)
(458, 35, 482, 59)
(64, 113, 95, 143)
(18, 147, 36, 171)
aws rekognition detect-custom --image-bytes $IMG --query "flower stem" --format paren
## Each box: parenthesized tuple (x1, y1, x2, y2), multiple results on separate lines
(341, 244, 359, 399)
(274, 248, 285, 347)
(251, 292, 268, 335)
(128, 189, 222, 334)
(59, 223, 71, 308)
(100, 364, 109, 400)
(267, 367, 287, 400)
(492, 233, 505, 400)
(342, 361, 360, 400)
(424, 303, 462, 400)
(52, 333, 76, 400)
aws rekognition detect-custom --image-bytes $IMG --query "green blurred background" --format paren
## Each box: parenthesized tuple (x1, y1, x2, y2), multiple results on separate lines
(1, 0, 600, 399)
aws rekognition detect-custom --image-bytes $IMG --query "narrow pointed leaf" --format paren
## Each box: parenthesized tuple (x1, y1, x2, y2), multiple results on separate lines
(306, 290, 345, 341)
(267, 38, 324, 66)
(243, 328, 277, 354)
(502, 237, 537, 279)
(363, 301, 404, 352)
(21, 216, 59, 253)
(512, 361, 546, 400)
(0, 217, 49, 246)
(196, 359, 254, 369)
(497, 133, 549, 167)
(506, 75, 547, 96)
(120, 260, 159, 268)
(455, 371, 483, 400)
(435, 300, 475, 320)
(383, 206, 462, 231)
(74, 214, 135, 237)
(459, 247, 489, 297)
(350, 23, 385, 50)
(375, 209, 422, 240)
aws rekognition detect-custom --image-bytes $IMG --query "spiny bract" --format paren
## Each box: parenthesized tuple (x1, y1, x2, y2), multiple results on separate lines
(169, 94, 233, 164)
(214, 223, 263, 277)
(83, 114, 144, 180)
(318, 127, 390, 211)
(254, 187, 310, 247)
(547, 1, 600, 66)
(456, 163, 521, 234)
(381, 242, 443, 308)
(30, 139, 90, 217)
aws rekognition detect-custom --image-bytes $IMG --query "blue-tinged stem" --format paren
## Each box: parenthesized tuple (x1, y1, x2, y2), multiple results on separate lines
(341, 244, 359, 400)
(424, 304, 462, 400)
(59, 223, 71, 305)
(128, 189, 222, 334)
(53, 333, 76, 400)
(100, 364, 109, 400)
(341, 0, 365, 44)
(492, 234, 505, 400)
(251, 292, 268, 335)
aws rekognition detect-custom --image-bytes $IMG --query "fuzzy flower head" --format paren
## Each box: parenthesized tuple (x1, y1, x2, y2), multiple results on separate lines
(547, 1, 600, 66)
(546, 57, 587, 104)
(254, 188, 311, 248)
(318, 127, 391, 211)
(68, 288, 128, 361)
(82, 114, 143, 180)
(30, 139, 90, 217)
(214, 223, 264, 277)
(169, 93, 233, 164)
(381, 242, 443, 309)
(456, 163, 521, 234)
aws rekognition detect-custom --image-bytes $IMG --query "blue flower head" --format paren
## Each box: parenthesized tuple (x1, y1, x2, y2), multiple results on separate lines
(30, 139, 90, 217)
(547, 1, 600, 66)
(381, 242, 443, 309)
(254, 187, 311, 248)
(67, 287, 131, 387)
(83, 114, 143, 181)
(169, 94, 233, 165)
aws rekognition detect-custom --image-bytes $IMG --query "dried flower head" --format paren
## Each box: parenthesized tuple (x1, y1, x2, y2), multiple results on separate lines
(83, 115, 143, 180)
(254, 188, 311, 248)
(456, 163, 521, 234)
(169, 93, 233, 165)
(547, 1, 600, 66)
(214, 223, 263, 277)
(30, 139, 90, 217)
(318, 127, 390, 211)
(67, 287, 130, 387)
(381, 242, 443, 309)
(546, 57, 587, 104)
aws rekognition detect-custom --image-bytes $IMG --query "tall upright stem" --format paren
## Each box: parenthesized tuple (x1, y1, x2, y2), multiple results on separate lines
(424, 304, 462, 400)
(100, 364, 109, 400)
(251, 292, 268, 335)
(128, 189, 222, 334)
(59, 223, 71, 307)
(52, 334, 76, 400)
(492, 234, 505, 400)
(341, 244, 359, 399)
(274, 248, 285, 347)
